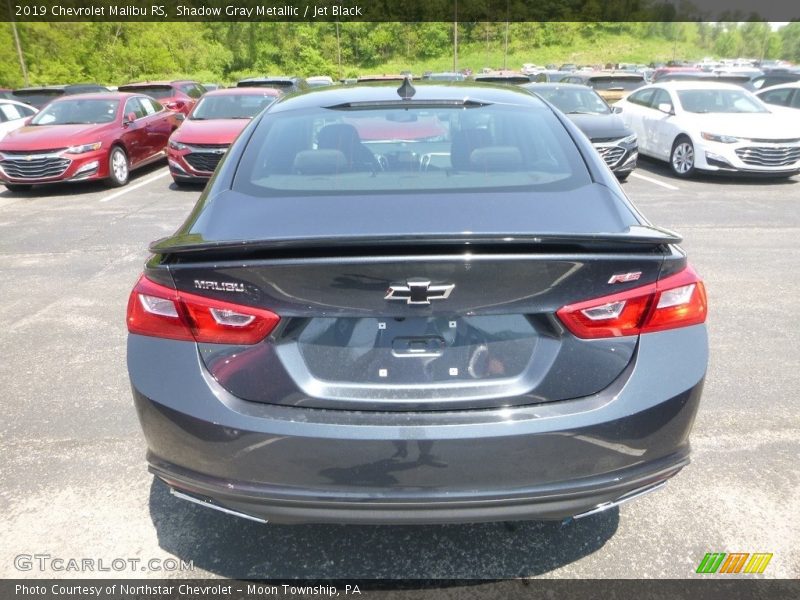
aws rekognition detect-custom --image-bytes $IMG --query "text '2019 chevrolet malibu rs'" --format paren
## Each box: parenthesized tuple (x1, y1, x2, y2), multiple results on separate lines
(126, 81, 708, 524)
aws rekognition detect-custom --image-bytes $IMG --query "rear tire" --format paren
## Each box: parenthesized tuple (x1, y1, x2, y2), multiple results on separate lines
(616, 173, 630, 182)
(4, 183, 33, 192)
(107, 146, 129, 187)
(670, 136, 696, 178)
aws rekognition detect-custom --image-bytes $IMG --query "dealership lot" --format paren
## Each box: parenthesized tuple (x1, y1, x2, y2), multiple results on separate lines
(0, 161, 797, 579)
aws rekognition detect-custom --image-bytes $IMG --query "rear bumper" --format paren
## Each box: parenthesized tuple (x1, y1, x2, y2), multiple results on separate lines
(129, 325, 707, 524)
(149, 448, 688, 524)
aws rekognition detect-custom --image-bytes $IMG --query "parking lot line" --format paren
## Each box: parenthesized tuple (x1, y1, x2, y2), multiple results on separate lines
(99, 169, 170, 203)
(629, 172, 680, 191)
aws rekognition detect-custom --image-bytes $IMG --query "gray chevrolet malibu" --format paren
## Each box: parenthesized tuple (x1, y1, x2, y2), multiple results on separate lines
(126, 81, 708, 524)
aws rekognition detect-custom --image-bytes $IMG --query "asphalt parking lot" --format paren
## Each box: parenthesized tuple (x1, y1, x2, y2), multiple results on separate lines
(0, 159, 798, 580)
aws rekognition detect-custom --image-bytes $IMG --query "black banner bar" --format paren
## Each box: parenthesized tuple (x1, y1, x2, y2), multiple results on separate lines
(3, 579, 800, 600)
(1, 0, 799, 23)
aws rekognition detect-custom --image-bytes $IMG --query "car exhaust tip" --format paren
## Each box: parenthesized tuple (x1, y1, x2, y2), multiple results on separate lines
(169, 488, 268, 524)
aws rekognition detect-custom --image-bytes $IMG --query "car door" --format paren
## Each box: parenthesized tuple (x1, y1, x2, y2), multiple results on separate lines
(139, 97, 173, 157)
(646, 88, 678, 160)
(791, 89, 800, 110)
(121, 97, 149, 165)
(620, 88, 655, 154)
(179, 83, 204, 113)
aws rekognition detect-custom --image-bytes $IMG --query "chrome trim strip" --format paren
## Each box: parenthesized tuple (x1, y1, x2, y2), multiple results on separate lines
(169, 488, 268, 523)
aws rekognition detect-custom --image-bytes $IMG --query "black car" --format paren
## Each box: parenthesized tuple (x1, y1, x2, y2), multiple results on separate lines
(747, 69, 800, 91)
(127, 81, 708, 525)
(236, 76, 307, 93)
(524, 82, 638, 180)
(10, 84, 110, 109)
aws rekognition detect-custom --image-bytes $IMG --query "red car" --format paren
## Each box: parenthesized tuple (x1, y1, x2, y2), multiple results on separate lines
(167, 87, 280, 185)
(0, 92, 179, 192)
(118, 80, 206, 116)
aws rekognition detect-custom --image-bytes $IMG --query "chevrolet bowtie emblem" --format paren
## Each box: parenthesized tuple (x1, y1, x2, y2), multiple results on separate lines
(385, 279, 455, 305)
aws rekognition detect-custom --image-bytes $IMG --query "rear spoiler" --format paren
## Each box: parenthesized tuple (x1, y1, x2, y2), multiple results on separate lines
(150, 225, 682, 256)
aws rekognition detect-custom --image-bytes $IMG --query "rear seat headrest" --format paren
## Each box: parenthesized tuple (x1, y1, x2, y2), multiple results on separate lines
(293, 150, 348, 174)
(469, 146, 524, 171)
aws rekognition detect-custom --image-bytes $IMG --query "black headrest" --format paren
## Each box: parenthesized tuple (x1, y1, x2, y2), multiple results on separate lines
(450, 128, 492, 169)
(317, 123, 362, 150)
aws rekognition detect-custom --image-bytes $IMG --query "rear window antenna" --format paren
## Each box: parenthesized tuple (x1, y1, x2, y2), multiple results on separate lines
(397, 77, 416, 100)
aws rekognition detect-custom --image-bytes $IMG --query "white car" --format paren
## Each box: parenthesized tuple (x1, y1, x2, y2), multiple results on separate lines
(614, 81, 800, 178)
(0, 99, 37, 141)
(755, 82, 800, 113)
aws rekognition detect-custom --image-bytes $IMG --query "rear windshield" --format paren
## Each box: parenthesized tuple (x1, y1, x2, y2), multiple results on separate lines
(191, 94, 275, 120)
(235, 104, 591, 196)
(588, 77, 644, 91)
(11, 90, 63, 107)
(119, 85, 174, 100)
(238, 80, 294, 89)
(475, 76, 531, 84)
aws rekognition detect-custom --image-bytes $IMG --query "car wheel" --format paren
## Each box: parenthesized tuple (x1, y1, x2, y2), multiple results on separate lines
(616, 173, 630, 182)
(107, 146, 130, 187)
(670, 136, 696, 178)
(4, 183, 33, 192)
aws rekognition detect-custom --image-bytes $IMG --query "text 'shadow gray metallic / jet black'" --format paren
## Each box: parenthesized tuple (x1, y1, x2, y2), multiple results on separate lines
(126, 81, 708, 524)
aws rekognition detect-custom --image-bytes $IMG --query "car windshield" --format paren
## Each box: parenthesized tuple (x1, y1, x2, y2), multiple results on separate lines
(191, 94, 275, 120)
(119, 86, 173, 100)
(532, 87, 610, 114)
(677, 89, 768, 113)
(235, 103, 590, 196)
(30, 99, 119, 125)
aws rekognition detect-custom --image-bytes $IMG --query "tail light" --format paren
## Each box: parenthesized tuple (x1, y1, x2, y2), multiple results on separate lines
(126, 275, 279, 345)
(556, 266, 707, 339)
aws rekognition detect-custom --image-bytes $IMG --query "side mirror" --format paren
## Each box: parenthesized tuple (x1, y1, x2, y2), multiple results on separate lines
(123, 112, 137, 125)
(174, 113, 185, 122)
(657, 103, 674, 115)
(612, 106, 623, 114)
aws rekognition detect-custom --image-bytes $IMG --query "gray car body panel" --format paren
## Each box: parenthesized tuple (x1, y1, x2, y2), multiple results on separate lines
(129, 324, 706, 523)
